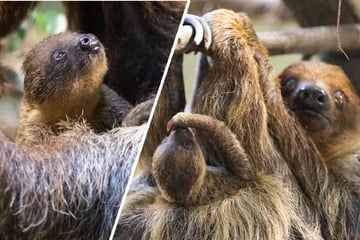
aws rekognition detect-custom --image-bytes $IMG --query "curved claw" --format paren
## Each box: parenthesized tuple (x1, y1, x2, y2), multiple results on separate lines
(176, 14, 212, 54)
(166, 118, 176, 132)
(184, 14, 204, 46)
(195, 16, 212, 50)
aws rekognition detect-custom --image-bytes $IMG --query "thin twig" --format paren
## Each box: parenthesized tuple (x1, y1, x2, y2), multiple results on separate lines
(337, 0, 350, 60)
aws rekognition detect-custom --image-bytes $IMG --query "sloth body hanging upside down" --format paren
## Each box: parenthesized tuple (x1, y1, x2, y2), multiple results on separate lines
(116, 9, 360, 240)
(115, 9, 360, 240)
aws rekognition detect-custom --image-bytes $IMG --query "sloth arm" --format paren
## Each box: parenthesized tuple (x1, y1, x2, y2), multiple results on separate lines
(168, 112, 254, 181)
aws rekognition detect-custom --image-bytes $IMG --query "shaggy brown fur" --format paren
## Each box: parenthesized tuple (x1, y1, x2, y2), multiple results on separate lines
(0, 121, 146, 240)
(115, 11, 324, 240)
(279, 61, 360, 185)
(118, 112, 317, 240)
(190, 11, 359, 239)
(136, 54, 187, 172)
(198, 11, 359, 239)
(153, 113, 253, 205)
(118, 9, 360, 239)
(16, 32, 132, 145)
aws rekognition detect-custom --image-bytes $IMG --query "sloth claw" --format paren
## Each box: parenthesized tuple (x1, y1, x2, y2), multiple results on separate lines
(176, 14, 212, 53)
(166, 118, 176, 132)
(184, 14, 204, 46)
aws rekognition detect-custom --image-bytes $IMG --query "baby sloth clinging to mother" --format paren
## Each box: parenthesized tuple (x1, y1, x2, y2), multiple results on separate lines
(16, 32, 133, 145)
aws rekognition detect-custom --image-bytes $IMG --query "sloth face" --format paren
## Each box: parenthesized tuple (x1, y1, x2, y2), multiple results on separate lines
(279, 61, 360, 140)
(23, 32, 107, 104)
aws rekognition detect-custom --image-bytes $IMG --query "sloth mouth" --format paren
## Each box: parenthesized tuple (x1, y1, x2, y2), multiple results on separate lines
(88, 46, 105, 58)
(164, 124, 196, 150)
(92, 45, 100, 52)
(170, 127, 194, 143)
(171, 126, 190, 132)
(292, 108, 327, 120)
(291, 108, 331, 130)
(89, 45, 104, 56)
(76, 49, 106, 72)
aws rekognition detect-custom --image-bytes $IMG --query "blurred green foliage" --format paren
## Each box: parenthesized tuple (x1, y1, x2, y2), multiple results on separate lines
(6, 2, 65, 52)
(7, 25, 26, 52)
(31, 9, 60, 36)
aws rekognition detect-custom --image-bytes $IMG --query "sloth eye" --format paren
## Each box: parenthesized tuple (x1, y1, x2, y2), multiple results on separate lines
(334, 90, 346, 108)
(182, 141, 193, 149)
(281, 78, 297, 96)
(53, 50, 66, 61)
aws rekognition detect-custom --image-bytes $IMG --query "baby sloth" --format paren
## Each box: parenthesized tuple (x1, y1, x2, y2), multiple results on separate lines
(153, 125, 207, 204)
(119, 112, 310, 239)
(17, 32, 132, 145)
(153, 112, 269, 205)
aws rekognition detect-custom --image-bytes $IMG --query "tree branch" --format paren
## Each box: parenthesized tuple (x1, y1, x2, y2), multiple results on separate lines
(177, 23, 360, 56)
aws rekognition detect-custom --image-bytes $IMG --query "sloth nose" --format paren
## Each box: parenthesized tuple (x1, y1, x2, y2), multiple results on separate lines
(78, 34, 100, 51)
(171, 127, 193, 149)
(171, 126, 192, 139)
(295, 87, 330, 111)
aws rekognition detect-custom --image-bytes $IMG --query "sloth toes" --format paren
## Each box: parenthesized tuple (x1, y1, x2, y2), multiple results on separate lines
(184, 14, 212, 50)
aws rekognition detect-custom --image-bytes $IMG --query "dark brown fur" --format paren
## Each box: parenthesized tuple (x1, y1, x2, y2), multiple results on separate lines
(190, 12, 360, 239)
(190, 13, 359, 239)
(16, 32, 132, 145)
(199, 12, 360, 239)
(122, 95, 155, 127)
(279, 61, 360, 185)
(0, 2, 35, 37)
(64, 1, 186, 104)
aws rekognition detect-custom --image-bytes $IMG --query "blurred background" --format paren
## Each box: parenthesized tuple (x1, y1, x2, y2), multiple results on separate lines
(1, 1, 66, 84)
(0, 2, 66, 139)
